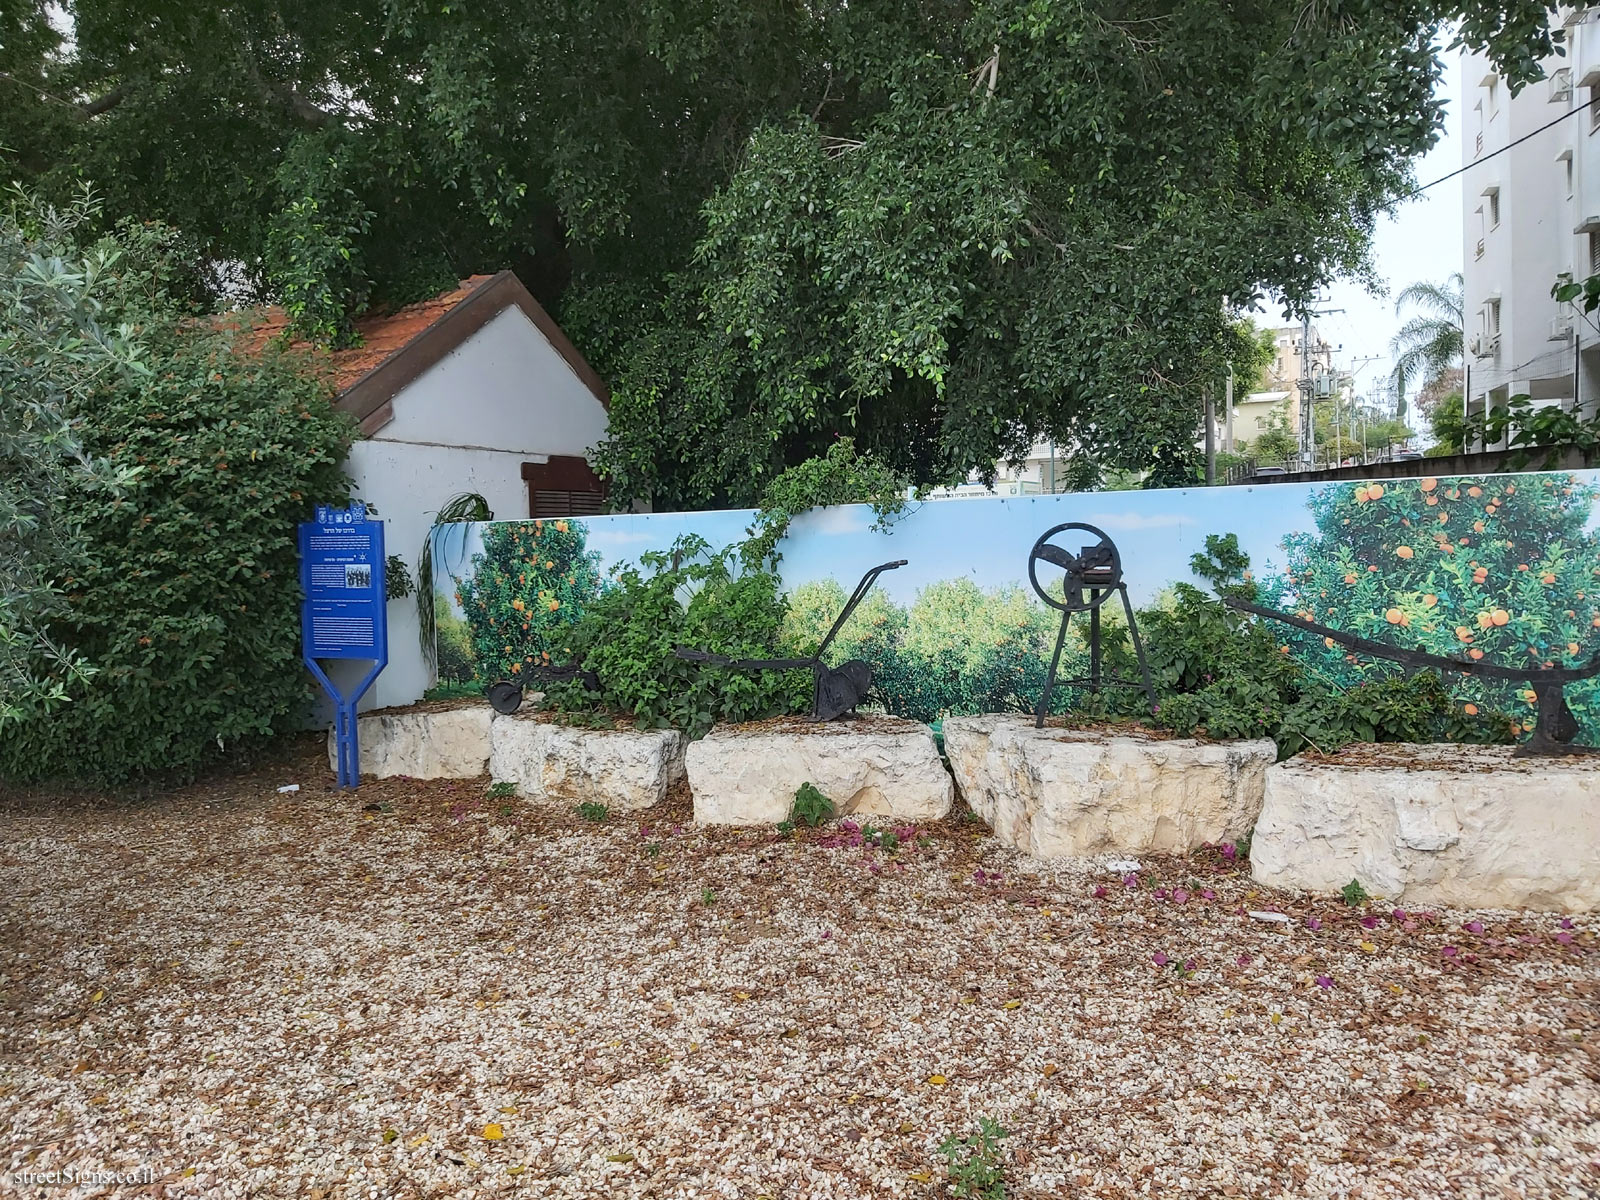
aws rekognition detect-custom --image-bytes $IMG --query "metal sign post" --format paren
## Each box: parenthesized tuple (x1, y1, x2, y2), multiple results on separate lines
(299, 502, 388, 788)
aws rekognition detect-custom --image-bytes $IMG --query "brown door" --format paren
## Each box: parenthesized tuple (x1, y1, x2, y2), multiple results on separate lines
(521, 455, 607, 518)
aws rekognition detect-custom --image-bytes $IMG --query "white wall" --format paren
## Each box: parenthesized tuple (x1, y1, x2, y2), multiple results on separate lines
(1462, 22, 1593, 433)
(378, 306, 609, 456)
(337, 302, 610, 711)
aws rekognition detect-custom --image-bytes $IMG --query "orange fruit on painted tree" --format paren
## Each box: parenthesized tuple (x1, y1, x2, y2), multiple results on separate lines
(1423, 594, 1437, 607)
(1569, 642, 1581, 656)
(1455, 626, 1473, 641)
(1463, 703, 1479, 715)
(1396, 546, 1414, 559)
(1368, 484, 1384, 499)
(1324, 636, 1336, 648)
(1473, 567, 1488, 583)
(1473, 521, 1485, 533)
(510, 662, 522, 673)
(1518, 564, 1529, 572)
(1468, 486, 1482, 497)
(1477, 612, 1494, 629)
(1385, 608, 1404, 625)
(1426, 494, 1439, 506)
(1470, 648, 1485, 660)
(1542, 573, 1557, 585)
(1355, 487, 1370, 502)
(1420, 477, 1437, 492)
(1491, 609, 1510, 626)
(1343, 573, 1357, 584)
(1368, 565, 1379, 572)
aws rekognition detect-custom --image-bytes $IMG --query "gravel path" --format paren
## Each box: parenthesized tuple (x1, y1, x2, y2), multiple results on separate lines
(1, 742, 1596, 1199)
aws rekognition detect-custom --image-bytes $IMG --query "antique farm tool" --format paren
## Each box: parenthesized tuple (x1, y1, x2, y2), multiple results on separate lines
(1223, 597, 1600, 757)
(486, 662, 602, 715)
(1028, 522, 1157, 727)
(675, 559, 908, 721)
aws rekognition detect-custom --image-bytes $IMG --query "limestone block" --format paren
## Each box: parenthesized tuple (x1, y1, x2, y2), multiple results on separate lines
(688, 717, 953, 826)
(327, 704, 491, 779)
(489, 714, 684, 811)
(942, 714, 1274, 858)
(1251, 745, 1600, 913)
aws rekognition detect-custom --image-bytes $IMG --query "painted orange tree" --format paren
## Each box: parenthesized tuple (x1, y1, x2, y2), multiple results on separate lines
(457, 520, 603, 683)
(1268, 474, 1600, 737)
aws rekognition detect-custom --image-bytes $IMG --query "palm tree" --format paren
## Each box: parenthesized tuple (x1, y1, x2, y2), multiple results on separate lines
(1390, 273, 1463, 399)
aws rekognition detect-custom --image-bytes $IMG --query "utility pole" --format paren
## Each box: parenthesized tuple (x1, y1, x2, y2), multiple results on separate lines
(1224, 364, 1235, 453)
(1296, 303, 1343, 469)
(1204, 386, 1216, 484)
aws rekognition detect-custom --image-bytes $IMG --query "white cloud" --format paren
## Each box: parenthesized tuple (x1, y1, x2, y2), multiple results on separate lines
(787, 506, 872, 537)
(586, 529, 659, 546)
(1084, 511, 1197, 531)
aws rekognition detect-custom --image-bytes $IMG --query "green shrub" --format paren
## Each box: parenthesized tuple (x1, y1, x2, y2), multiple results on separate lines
(0, 278, 352, 784)
(543, 534, 810, 736)
(790, 782, 834, 828)
(432, 597, 476, 683)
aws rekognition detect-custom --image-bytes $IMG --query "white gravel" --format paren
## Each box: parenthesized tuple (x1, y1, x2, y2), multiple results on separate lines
(0, 744, 1596, 1198)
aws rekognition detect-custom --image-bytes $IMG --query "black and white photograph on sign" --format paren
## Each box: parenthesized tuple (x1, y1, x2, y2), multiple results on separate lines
(344, 564, 371, 590)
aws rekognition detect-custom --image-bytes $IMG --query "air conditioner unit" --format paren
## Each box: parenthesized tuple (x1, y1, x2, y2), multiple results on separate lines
(1552, 68, 1574, 102)
(1551, 316, 1575, 341)
(1470, 334, 1500, 359)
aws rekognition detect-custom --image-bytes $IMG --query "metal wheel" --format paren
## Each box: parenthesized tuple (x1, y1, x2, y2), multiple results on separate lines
(1028, 522, 1122, 613)
(486, 679, 524, 715)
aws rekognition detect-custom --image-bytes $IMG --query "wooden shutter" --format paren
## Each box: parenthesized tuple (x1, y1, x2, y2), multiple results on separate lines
(521, 456, 606, 518)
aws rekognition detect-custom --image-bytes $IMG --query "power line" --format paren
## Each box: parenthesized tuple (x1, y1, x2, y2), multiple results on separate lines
(1405, 91, 1599, 198)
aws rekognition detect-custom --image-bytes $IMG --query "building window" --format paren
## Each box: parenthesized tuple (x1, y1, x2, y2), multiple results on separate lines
(1591, 88, 1600, 131)
(1487, 77, 1499, 117)
(1590, 232, 1600, 275)
(521, 455, 607, 518)
(1487, 299, 1501, 338)
(1487, 188, 1500, 228)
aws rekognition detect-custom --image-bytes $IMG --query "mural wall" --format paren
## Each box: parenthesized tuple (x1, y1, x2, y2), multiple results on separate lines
(432, 471, 1600, 736)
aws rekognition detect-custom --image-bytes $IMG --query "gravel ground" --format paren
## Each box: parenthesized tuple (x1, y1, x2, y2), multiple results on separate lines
(1, 740, 1596, 1199)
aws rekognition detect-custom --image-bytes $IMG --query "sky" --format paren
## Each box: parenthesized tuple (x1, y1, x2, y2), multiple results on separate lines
(1256, 49, 1466, 415)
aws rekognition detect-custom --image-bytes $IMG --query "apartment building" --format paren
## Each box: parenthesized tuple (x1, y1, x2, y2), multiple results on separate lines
(1462, 9, 1600, 424)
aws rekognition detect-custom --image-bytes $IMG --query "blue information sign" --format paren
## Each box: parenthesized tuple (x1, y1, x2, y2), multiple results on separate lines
(299, 503, 388, 788)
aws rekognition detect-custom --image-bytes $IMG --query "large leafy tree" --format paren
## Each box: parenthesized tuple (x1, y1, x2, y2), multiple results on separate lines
(1, 0, 1566, 505)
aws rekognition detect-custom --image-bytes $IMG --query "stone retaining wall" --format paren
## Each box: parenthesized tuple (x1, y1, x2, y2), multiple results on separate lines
(943, 714, 1274, 858)
(687, 718, 952, 826)
(1250, 745, 1600, 912)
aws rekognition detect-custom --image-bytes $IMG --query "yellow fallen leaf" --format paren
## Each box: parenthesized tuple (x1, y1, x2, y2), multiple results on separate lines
(959, 996, 975, 1005)
(899, 1120, 914, 1133)
(498, 1106, 518, 1115)
(1269, 1013, 1281, 1026)
(1003, 999, 1022, 1010)
(474, 1000, 485, 1009)
(908, 1170, 934, 1183)
(89, 1095, 108, 1105)
(606, 1152, 634, 1163)
(1359, 941, 1377, 953)
(407, 1135, 429, 1148)
(482, 1124, 504, 1141)
(1388, 983, 1404, 995)
(734, 992, 751, 1001)
(927, 1074, 948, 1086)
(90, 990, 104, 1004)
(845, 1092, 860, 1103)
(781, 1027, 799, 1038)
(1042, 1063, 1057, 1078)
(228, 940, 243, 948)
(506, 1166, 524, 1175)
(382, 1129, 398, 1143)
(182, 1168, 196, 1179)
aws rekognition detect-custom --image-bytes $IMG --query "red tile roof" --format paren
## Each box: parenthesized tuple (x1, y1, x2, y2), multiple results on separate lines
(221, 275, 498, 393)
